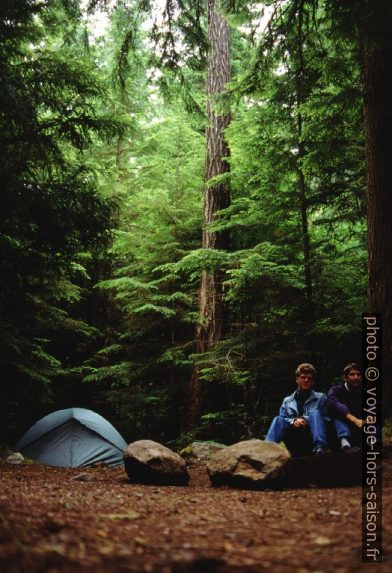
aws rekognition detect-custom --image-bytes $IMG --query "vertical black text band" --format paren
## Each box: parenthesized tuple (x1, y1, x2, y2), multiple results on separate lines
(362, 313, 382, 563)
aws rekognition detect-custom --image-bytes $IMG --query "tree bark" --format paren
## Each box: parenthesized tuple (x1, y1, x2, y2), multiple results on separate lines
(298, 161, 314, 324)
(184, 0, 230, 429)
(295, 0, 314, 326)
(361, 3, 392, 417)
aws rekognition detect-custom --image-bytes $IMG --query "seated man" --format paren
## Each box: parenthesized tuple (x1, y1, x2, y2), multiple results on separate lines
(265, 363, 328, 456)
(326, 362, 362, 452)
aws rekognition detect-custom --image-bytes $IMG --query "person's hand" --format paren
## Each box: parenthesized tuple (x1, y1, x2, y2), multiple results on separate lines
(293, 417, 308, 428)
(346, 413, 363, 429)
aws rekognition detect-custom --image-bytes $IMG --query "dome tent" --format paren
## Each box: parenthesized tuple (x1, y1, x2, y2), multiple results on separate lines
(15, 408, 127, 467)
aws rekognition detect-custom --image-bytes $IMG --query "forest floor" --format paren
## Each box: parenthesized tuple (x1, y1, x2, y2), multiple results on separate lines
(0, 451, 391, 573)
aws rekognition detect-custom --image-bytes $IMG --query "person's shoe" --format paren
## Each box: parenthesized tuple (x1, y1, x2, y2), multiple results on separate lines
(313, 446, 327, 455)
(340, 437, 351, 450)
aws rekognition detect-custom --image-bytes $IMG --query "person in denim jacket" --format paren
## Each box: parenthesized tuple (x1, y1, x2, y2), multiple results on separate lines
(265, 363, 328, 456)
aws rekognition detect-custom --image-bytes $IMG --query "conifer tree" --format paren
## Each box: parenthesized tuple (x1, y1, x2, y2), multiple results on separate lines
(319, 0, 392, 414)
(0, 0, 120, 441)
(358, 2, 392, 416)
(185, 0, 231, 428)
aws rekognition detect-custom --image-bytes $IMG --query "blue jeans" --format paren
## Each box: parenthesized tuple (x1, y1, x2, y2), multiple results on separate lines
(332, 418, 361, 447)
(265, 411, 327, 454)
(332, 418, 352, 439)
(332, 417, 382, 447)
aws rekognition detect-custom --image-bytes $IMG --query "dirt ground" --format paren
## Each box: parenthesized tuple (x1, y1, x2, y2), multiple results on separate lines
(0, 452, 391, 573)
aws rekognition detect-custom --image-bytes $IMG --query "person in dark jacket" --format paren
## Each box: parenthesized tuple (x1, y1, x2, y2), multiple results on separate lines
(326, 363, 362, 451)
(265, 363, 328, 456)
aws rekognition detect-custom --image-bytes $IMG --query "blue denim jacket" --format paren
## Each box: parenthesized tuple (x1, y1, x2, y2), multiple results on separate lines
(279, 390, 327, 424)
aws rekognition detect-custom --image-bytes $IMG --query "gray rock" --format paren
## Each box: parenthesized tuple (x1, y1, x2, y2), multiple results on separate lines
(6, 452, 24, 464)
(180, 441, 226, 462)
(207, 439, 290, 489)
(123, 440, 190, 485)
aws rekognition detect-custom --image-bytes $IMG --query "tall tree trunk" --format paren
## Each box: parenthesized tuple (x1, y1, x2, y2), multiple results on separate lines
(361, 3, 392, 417)
(295, 0, 314, 326)
(184, 0, 230, 429)
(298, 161, 314, 325)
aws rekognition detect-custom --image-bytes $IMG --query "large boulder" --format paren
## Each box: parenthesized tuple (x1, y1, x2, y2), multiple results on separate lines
(123, 440, 190, 485)
(207, 439, 290, 489)
(180, 441, 226, 462)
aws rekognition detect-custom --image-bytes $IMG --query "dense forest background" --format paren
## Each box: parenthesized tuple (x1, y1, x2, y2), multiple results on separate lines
(1, 0, 390, 447)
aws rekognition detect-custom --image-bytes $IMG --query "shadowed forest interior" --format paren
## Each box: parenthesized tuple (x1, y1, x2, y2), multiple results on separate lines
(1, 0, 391, 448)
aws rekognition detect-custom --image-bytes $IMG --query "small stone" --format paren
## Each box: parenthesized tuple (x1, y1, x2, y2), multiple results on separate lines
(313, 536, 333, 546)
(101, 511, 141, 520)
(224, 532, 236, 540)
(6, 453, 24, 464)
(71, 473, 93, 482)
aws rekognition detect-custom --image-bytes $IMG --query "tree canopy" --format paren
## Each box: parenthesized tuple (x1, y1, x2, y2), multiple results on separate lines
(1, 0, 387, 445)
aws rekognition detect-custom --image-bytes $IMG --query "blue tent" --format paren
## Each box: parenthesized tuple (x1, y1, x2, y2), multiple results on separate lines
(15, 408, 127, 467)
